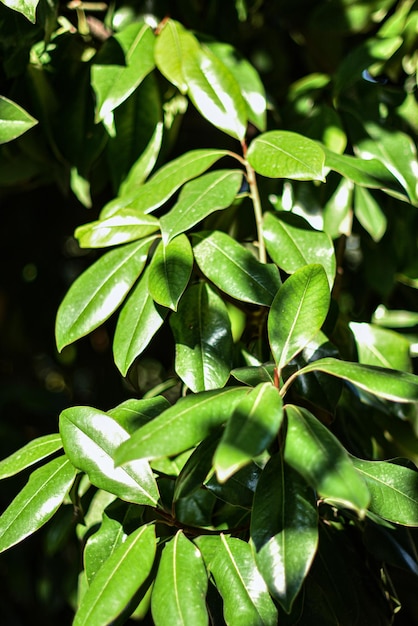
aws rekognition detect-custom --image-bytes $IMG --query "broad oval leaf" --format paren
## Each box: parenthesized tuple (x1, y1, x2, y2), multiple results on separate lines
(160, 170, 243, 244)
(0, 456, 76, 553)
(352, 458, 418, 526)
(114, 387, 248, 464)
(74, 524, 156, 626)
(75, 210, 159, 249)
(268, 264, 330, 372)
(148, 235, 193, 310)
(214, 382, 283, 482)
(59, 406, 160, 506)
(0, 433, 62, 480)
(284, 405, 370, 515)
(193, 230, 281, 306)
(295, 357, 418, 403)
(170, 282, 233, 392)
(0, 96, 38, 143)
(247, 131, 326, 181)
(196, 534, 278, 626)
(263, 212, 336, 287)
(55, 237, 155, 352)
(251, 453, 318, 613)
(155, 19, 188, 92)
(151, 531, 208, 626)
(113, 268, 168, 376)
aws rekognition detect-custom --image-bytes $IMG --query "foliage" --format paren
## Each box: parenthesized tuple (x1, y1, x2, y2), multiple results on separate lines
(2, 0, 418, 624)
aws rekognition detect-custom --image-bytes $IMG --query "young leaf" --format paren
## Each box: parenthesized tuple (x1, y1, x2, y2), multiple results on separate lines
(55, 237, 155, 352)
(0, 456, 76, 553)
(0, 433, 62, 480)
(196, 534, 278, 626)
(73, 524, 156, 626)
(113, 268, 168, 377)
(114, 387, 248, 464)
(352, 459, 418, 526)
(284, 405, 370, 514)
(251, 453, 318, 613)
(213, 382, 283, 482)
(148, 235, 193, 310)
(75, 210, 160, 249)
(354, 186, 387, 242)
(59, 406, 160, 506)
(91, 22, 155, 123)
(151, 531, 208, 626)
(0, 96, 38, 143)
(294, 357, 418, 403)
(268, 264, 330, 372)
(263, 212, 336, 287)
(160, 170, 243, 244)
(170, 282, 233, 392)
(247, 131, 326, 181)
(193, 230, 281, 305)
(155, 19, 188, 93)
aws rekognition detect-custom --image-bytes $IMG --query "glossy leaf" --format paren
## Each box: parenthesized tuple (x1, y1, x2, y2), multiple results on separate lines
(251, 453, 318, 613)
(55, 237, 155, 352)
(231, 364, 276, 387)
(354, 186, 387, 242)
(75, 210, 159, 249)
(214, 383, 283, 482)
(73, 524, 156, 626)
(206, 462, 261, 509)
(268, 264, 330, 372)
(0, 0, 39, 21)
(197, 534, 278, 625)
(0, 456, 76, 553)
(100, 149, 229, 218)
(284, 405, 370, 514)
(350, 322, 412, 372)
(181, 32, 248, 140)
(0, 96, 37, 143)
(118, 121, 163, 196)
(108, 396, 170, 435)
(91, 22, 155, 123)
(193, 230, 281, 305)
(352, 459, 418, 526)
(263, 212, 336, 287)
(113, 268, 168, 376)
(0, 434, 62, 480)
(59, 406, 159, 506)
(160, 169, 243, 243)
(155, 19, 188, 92)
(295, 357, 418, 403)
(247, 131, 326, 181)
(151, 531, 208, 626)
(114, 387, 248, 463)
(170, 282, 233, 392)
(84, 513, 125, 584)
(148, 235, 193, 310)
(173, 433, 221, 502)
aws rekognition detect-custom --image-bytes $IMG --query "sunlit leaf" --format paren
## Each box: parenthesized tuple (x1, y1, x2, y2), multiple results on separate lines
(148, 235, 193, 310)
(354, 186, 387, 242)
(350, 322, 412, 372)
(155, 19, 188, 92)
(75, 210, 159, 249)
(0, 96, 38, 143)
(0, 434, 62, 480)
(108, 397, 170, 434)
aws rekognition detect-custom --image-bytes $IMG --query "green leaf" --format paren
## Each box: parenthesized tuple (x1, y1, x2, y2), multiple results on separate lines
(349, 322, 412, 372)
(193, 230, 281, 306)
(114, 387, 248, 463)
(108, 396, 170, 435)
(231, 364, 276, 386)
(155, 19, 188, 92)
(247, 131, 326, 181)
(263, 212, 336, 287)
(0, 0, 38, 22)
(181, 32, 248, 140)
(173, 432, 221, 502)
(170, 282, 233, 392)
(284, 405, 370, 514)
(118, 121, 163, 196)
(91, 22, 155, 123)
(268, 264, 330, 372)
(113, 268, 168, 377)
(354, 186, 387, 242)
(323, 178, 353, 239)
(0, 96, 38, 143)
(0, 456, 76, 553)
(55, 237, 155, 352)
(148, 235, 193, 310)
(75, 210, 160, 249)
(151, 531, 208, 626)
(196, 534, 278, 626)
(352, 459, 418, 526)
(214, 383, 283, 482)
(100, 149, 229, 218)
(59, 406, 159, 506)
(73, 524, 156, 626)
(0, 434, 62, 480)
(160, 170, 243, 244)
(84, 513, 125, 584)
(251, 453, 318, 613)
(295, 357, 418, 403)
